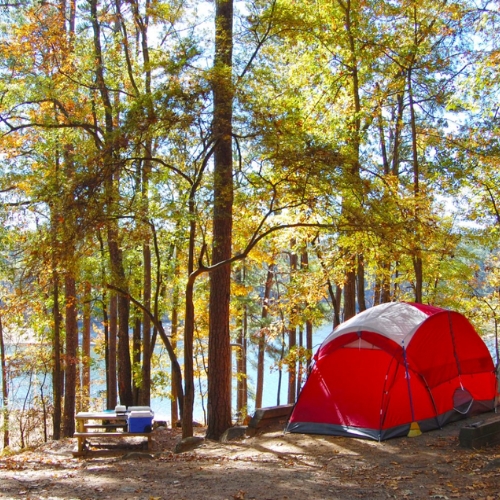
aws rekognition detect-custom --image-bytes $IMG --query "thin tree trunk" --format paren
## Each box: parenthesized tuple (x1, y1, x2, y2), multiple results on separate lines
(343, 269, 357, 320)
(183, 276, 196, 438)
(408, 67, 423, 303)
(168, 244, 180, 425)
(296, 326, 303, 400)
(52, 268, 62, 440)
(287, 325, 297, 405)
(141, 237, 152, 406)
(335, 285, 343, 325)
(63, 274, 78, 437)
(255, 266, 273, 409)
(132, 314, 141, 405)
(81, 281, 91, 411)
(0, 315, 9, 449)
(357, 254, 366, 312)
(130, 0, 153, 408)
(377, 84, 390, 176)
(287, 242, 298, 405)
(90, 0, 132, 406)
(108, 293, 118, 409)
(299, 246, 313, 372)
(392, 92, 405, 177)
(339, 0, 362, 320)
(312, 241, 341, 327)
(306, 320, 313, 371)
(170, 301, 179, 426)
(236, 265, 248, 421)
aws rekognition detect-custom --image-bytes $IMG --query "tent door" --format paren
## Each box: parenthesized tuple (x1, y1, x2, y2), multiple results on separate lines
(453, 387, 473, 414)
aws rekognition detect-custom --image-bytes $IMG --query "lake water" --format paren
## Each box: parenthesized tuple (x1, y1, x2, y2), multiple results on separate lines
(2, 323, 498, 425)
(88, 322, 333, 424)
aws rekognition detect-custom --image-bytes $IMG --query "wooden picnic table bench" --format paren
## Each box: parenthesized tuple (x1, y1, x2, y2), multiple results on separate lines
(73, 411, 155, 457)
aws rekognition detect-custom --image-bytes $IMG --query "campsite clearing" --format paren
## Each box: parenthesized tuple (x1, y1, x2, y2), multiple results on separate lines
(1, 411, 499, 500)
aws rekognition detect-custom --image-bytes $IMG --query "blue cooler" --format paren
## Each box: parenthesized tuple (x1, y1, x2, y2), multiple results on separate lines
(128, 410, 154, 433)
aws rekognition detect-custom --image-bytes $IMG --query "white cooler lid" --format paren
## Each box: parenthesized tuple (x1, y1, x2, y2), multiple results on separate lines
(128, 410, 153, 418)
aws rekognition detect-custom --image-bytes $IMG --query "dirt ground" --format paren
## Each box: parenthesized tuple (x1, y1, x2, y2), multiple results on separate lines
(0, 412, 499, 500)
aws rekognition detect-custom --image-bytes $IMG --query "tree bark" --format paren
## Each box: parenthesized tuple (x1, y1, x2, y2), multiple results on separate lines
(287, 325, 297, 404)
(306, 320, 313, 372)
(236, 266, 248, 421)
(62, 274, 78, 437)
(236, 307, 248, 421)
(206, 0, 234, 441)
(81, 281, 91, 411)
(339, 0, 363, 320)
(0, 315, 9, 449)
(287, 243, 298, 405)
(408, 67, 423, 303)
(343, 269, 357, 320)
(107, 292, 118, 409)
(301, 250, 313, 372)
(141, 237, 152, 406)
(170, 300, 179, 426)
(357, 254, 366, 312)
(52, 267, 62, 440)
(90, 0, 133, 406)
(132, 313, 141, 405)
(255, 266, 273, 409)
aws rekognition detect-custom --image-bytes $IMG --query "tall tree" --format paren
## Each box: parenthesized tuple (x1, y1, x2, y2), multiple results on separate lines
(89, 0, 133, 406)
(206, 0, 234, 441)
(62, 273, 78, 437)
(0, 314, 9, 449)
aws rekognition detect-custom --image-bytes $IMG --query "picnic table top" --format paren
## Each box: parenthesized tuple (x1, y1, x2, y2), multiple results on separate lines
(76, 411, 127, 420)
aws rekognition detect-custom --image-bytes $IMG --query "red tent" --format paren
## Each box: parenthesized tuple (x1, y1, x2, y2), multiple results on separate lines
(286, 302, 498, 440)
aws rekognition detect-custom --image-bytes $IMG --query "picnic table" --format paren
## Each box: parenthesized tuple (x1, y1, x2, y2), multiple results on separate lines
(73, 411, 155, 457)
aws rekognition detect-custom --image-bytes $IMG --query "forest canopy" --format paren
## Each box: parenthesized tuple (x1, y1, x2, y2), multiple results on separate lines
(0, 0, 499, 447)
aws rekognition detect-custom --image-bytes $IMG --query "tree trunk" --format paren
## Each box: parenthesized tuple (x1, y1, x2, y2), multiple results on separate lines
(408, 67, 423, 303)
(287, 325, 297, 405)
(167, 244, 180, 425)
(107, 292, 118, 409)
(357, 254, 366, 312)
(90, 0, 132, 406)
(117, 296, 133, 406)
(343, 269, 357, 320)
(306, 320, 313, 371)
(287, 243, 298, 405)
(170, 301, 179, 426)
(141, 238, 152, 406)
(255, 266, 273, 409)
(183, 276, 196, 438)
(300, 250, 314, 372)
(296, 326, 303, 401)
(132, 313, 141, 405)
(392, 90, 405, 177)
(339, 0, 362, 321)
(81, 281, 91, 411)
(52, 268, 62, 440)
(63, 274, 78, 437)
(335, 285, 343, 326)
(236, 306, 248, 421)
(106, 235, 133, 407)
(131, 0, 153, 408)
(207, 0, 233, 439)
(206, 0, 234, 441)
(0, 315, 9, 449)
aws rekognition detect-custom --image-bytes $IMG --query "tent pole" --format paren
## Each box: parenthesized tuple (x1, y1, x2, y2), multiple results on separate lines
(448, 312, 464, 388)
(379, 356, 398, 436)
(403, 340, 422, 437)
